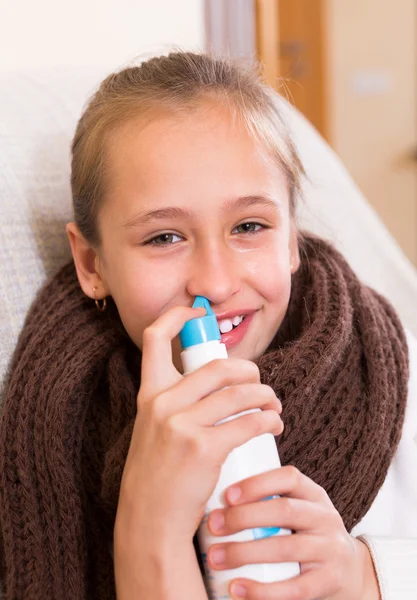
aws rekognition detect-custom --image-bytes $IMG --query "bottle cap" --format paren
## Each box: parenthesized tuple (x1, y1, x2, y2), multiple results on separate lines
(179, 296, 221, 349)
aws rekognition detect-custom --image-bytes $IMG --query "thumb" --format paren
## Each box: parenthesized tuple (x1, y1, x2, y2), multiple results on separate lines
(139, 305, 205, 403)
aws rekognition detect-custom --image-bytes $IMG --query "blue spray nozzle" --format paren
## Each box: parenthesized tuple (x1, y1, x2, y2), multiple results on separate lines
(179, 296, 221, 349)
(191, 296, 214, 314)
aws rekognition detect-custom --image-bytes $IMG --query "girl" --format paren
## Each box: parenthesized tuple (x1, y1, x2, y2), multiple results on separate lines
(1, 52, 416, 600)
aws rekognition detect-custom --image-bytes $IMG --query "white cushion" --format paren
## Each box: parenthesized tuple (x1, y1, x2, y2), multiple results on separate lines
(1, 66, 416, 395)
(0, 67, 106, 393)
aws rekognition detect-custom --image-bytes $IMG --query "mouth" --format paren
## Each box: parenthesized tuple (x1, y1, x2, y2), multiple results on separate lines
(215, 311, 256, 349)
(217, 314, 246, 334)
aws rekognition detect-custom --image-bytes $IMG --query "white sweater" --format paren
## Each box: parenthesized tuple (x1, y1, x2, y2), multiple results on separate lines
(351, 329, 417, 599)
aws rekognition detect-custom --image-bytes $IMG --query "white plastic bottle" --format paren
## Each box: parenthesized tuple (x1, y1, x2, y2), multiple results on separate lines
(180, 296, 300, 600)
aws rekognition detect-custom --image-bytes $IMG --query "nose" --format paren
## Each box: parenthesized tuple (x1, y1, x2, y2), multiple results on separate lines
(186, 241, 241, 305)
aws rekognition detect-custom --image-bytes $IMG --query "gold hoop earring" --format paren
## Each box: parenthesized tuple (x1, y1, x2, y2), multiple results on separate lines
(93, 287, 107, 312)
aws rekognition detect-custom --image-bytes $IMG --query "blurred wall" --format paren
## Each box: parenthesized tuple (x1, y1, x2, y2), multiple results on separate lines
(327, 0, 417, 264)
(0, 0, 204, 71)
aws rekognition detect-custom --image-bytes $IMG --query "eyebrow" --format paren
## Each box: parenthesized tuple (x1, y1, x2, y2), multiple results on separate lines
(123, 195, 280, 229)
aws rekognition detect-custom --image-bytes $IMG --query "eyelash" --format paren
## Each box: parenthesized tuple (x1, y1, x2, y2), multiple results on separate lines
(144, 222, 268, 247)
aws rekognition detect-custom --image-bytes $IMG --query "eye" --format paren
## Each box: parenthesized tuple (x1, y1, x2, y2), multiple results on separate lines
(145, 233, 183, 246)
(232, 222, 265, 234)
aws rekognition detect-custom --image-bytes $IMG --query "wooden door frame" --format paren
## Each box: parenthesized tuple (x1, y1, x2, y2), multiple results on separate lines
(256, 0, 328, 139)
(255, 0, 280, 88)
(204, 0, 328, 139)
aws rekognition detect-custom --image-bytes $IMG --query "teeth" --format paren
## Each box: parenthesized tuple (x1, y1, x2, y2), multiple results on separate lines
(218, 315, 245, 334)
(232, 315, 244, 326)
(219, 319, 233, 334)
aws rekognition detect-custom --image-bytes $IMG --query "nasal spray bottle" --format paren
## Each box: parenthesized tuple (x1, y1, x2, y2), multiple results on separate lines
(180, 296, 300, 600)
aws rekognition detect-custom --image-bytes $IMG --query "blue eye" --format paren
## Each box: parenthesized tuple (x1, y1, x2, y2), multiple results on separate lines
(146, 233, 183, 246)
(233, 222, 264, 234)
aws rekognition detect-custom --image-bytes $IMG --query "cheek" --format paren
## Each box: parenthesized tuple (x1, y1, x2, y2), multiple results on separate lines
(247, 245, 292, 305)
(104, 256, 185, 348)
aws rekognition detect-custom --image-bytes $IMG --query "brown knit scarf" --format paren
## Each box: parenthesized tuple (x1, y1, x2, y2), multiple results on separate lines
(0, 235, 409, 600)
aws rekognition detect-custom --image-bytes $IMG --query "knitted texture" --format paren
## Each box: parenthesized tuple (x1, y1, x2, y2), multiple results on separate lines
(0, 235, 409, 599)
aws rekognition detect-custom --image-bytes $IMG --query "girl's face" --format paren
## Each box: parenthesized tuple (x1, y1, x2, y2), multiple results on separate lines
(75, 104, 299, 365)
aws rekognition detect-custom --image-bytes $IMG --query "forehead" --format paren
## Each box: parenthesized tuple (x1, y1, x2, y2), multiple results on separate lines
(104, 103, 289, 211)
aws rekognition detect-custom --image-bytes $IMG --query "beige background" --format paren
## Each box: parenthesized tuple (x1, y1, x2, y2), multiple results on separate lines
(326, 0, 417, 264)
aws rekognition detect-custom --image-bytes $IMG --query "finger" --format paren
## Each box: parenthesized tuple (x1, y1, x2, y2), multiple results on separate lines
(207, 533, 326, 571)
(140, 306, 205, 398)
(156, 358, 262, 418)
(208, 497, 328, 536)
(229, 569, 334, 600)
(225, 466, 331, 507)
(185, 383, 282, 427)
(212, 410, 282, 458)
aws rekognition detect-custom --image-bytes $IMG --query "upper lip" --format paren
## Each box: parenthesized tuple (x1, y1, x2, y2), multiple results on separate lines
(214, 309, 256, 321)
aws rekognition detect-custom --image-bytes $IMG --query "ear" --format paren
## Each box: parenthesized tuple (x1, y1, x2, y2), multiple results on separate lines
(289, 221, 301, 274)
(66, 222, 109, 299)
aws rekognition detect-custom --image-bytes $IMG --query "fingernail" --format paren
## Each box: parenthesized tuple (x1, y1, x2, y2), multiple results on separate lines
(227, 485, 241, 503)
(209, 510, 225, 532)
(231, 583, 247, 597)
(210, 546, 226, 565)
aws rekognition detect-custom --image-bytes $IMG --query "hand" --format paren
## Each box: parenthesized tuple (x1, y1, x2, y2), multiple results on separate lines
(206, 466, 381, 600)
(114, 305, 283, 547)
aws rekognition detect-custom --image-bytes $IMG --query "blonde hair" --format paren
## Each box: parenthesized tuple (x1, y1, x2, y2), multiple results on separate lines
(71, 51, 304, 246)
